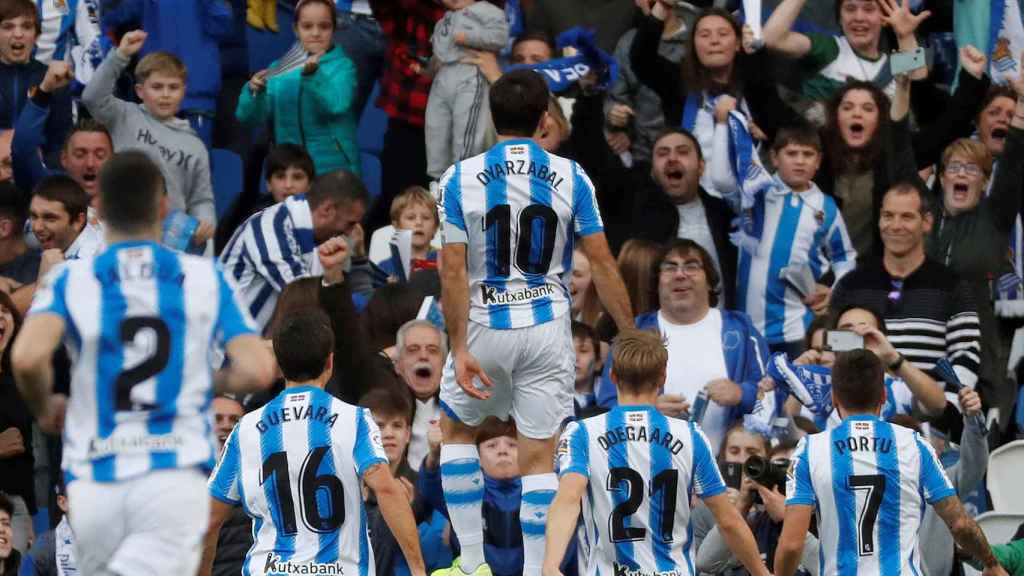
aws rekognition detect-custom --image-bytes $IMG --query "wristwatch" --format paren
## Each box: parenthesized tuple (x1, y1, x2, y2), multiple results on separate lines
(888, 354, 905, 372)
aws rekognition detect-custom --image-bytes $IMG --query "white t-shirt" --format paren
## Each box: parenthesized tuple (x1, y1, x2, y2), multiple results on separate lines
(408, 397, 440, 471)
(659, 308, 731, 452)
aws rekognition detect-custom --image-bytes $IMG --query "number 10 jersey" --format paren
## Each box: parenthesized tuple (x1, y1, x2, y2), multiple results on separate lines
(440, 138, 604, 330)
(558, 406, 727, 576)
(209, 386, 388, 576)
(28, 241, 257, 483)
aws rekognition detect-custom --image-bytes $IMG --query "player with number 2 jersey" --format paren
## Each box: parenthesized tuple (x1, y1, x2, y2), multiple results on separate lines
(11, 152, 274, 576)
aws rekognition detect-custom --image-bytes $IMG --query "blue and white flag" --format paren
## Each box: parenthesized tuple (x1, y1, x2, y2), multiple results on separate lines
(726, 105, 774, 252)
(506, 27, 617, 94)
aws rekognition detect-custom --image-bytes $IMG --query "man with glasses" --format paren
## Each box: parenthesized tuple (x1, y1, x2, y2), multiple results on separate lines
(595, 238, 770, 453)
(830, 181, 982, 429)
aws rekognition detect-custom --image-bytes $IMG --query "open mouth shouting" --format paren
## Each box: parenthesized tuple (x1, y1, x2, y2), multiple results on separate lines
(951, 182, 971, 204)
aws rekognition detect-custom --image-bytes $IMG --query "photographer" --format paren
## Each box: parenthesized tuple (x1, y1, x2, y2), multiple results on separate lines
(698, 443, 820, 576)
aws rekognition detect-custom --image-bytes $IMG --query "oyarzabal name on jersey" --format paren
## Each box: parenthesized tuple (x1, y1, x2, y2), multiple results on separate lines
(475, 159, 565, 190)
(263, 553, 344, 575)
(613, 563, 680, 576)
(481, 283, 556, 306)
(597, 425, 684, 455)
(88, 434, 185, 457)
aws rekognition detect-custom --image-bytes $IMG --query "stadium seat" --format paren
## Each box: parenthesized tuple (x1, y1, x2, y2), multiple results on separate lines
(210, 148, 244, 221)
(357, 83, 387, 155)
(964, 512, 1024, 576)
(360, 151, 381, 202)
(988, 439, 1024, 513)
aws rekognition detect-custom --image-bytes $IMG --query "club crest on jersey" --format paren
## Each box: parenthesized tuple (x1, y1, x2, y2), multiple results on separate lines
(613, 563, 680, 576)
(480, 283, 556, 305)
(263, 553, 344, 575)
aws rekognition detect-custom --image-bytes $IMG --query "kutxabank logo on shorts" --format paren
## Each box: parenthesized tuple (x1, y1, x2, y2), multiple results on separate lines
(264, 553, 344, 575)
(480, 283, 556, 305)
(613, 563, 680, 576)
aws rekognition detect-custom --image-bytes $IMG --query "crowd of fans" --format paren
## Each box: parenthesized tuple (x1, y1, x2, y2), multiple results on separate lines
(1, 0, 1024, 574)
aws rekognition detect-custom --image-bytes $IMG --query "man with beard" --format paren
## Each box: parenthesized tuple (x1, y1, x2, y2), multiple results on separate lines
(624, 128, 738, 308)
(395, 319, 445, 472)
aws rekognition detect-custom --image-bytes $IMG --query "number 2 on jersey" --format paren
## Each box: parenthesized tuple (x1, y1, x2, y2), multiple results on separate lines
(606, 467, 679, 543)
(848, 473, 885, 556)
(261, 447, 345, 535)
(484, 204, 558, 277)
(115, 316, 170, 412)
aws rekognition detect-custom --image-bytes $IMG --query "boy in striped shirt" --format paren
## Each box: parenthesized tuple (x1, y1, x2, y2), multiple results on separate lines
(711, 116, 856, 356)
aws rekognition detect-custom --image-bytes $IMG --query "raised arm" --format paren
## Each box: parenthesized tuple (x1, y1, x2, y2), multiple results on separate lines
(952, 388, 989, 494)
(986, 62, 1024, 232)
(82, 30, 146, 126)
(879, 0, 931, 81)
(630, 2, 686, 125)
(761, 0, 813, 57)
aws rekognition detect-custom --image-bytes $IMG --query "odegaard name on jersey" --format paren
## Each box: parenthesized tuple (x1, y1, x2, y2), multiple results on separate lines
(594, 422, 686, 455)
(474, 154, 566, 190)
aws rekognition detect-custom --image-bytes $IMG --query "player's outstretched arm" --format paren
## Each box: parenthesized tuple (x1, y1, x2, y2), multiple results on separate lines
(364, 463, 427, 576)
(196, 498, 235, 576)
(934, 496, 1007, 575)
(703, 492, 772, 576)
(223, 335, 276, 393)
(773, 503, 813, 576)
(541, 473, 588, 576)
(11, 314, 65, 432)
(578, 232, 634, 332)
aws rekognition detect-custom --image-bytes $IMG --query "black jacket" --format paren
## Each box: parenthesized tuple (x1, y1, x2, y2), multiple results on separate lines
(212, 507, 252, 576)
(0, 369, 35, 514)
(621, 178, 738, 309)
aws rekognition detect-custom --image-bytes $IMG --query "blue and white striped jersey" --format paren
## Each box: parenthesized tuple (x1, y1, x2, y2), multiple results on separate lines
(440, 139, 603, 329)
(209, 386, 388, 576)
(735, 186, 857, 345)
(558, 406, 726, 576)
(28, 241, 257, 483)
(220, 195, 323, 332)
(786, 415, 956, 576)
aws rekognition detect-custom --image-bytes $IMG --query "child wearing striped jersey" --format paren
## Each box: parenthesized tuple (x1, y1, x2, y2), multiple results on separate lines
(710, 118, 856, 355)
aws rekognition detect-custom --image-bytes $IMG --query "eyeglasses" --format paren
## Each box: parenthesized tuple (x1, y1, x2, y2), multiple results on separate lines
(659, 260, 704, 276)
(944, 162, 982, 177)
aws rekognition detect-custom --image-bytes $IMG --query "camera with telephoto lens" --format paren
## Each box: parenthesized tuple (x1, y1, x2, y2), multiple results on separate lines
(743, 455, 789, 494)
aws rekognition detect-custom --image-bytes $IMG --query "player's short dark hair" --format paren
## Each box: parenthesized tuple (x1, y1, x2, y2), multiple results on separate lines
(489, 69, 550, 137)
(306, 169, 370, 211)
(0, 491, 12, 520)
(360, 386, 414, 427)
(63, 118, 112, 153)
(832, 349, 885, 413)
(273, 309, 334, 382)
(32, 174, 89, 224)
(265, 144, 315, 183)
(0, 180, 27, 232)
(772, 123, 822, 153)
(657, 239, 721, 307)
(475, 418, 516, 447)
(611, 329, 668, 395)
(99, 150, 166, 234)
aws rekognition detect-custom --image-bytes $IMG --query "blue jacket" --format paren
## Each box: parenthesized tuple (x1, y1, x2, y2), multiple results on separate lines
(100, 0, 235, 113)
(417, 465, 578, 576)
(596, 310, 769, 417)
(0, 60, 72, 166)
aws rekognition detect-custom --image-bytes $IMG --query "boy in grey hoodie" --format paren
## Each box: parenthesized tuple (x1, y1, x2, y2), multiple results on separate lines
(424, 0, 508, 179)
(82, 30, 215, 248)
